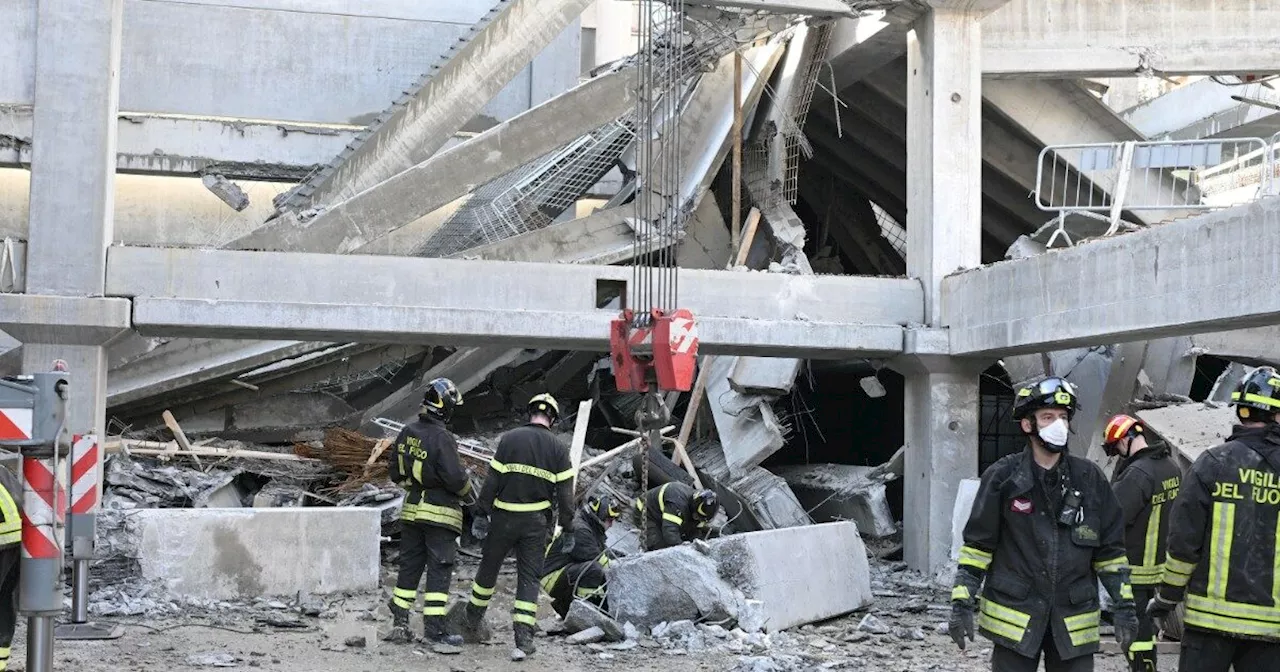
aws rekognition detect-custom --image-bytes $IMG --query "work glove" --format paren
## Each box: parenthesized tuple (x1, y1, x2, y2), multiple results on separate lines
(471, 513, 490, 541)
(1146, 590, 1179, 634)
(948, 566, 983, 651)
(1112, 603, 1139, 653)
(560, 529, 576, 555)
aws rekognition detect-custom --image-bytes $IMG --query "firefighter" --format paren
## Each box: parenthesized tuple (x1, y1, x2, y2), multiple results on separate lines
(949, 376, 1138, 672)
(632, 481, 719, 551)
(541, 492, 621, 617)
(384, 377, 470, 653)
(1103, 414, 1181, 672)
(464, 393, 576, 660)
(0, 460, 20, 671)
(1147, 367, 1280, 672)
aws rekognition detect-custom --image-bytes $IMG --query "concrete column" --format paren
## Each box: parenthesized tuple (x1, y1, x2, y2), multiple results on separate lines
(20, 0, 125, 626)
(901, 1, 1006, 573)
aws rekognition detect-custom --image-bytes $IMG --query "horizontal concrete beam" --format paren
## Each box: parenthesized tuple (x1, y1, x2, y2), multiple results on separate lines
(1120, 78, 1280, 141)
(105, 246, 923, 358)
(0, 295, 130, 345)
(942, 198, 1280, 356)
(685, 0, 853, 16)
(0, 107, 358, 179)
(983, 0, 1280, 78)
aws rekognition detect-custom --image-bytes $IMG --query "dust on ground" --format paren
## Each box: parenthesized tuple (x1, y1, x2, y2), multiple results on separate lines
(13, 555, 1141, 672)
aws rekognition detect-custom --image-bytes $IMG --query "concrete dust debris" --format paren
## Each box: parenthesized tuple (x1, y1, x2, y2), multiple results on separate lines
(563, 599, 624, 640)
(567, 626, 607, 644)
(186, 651, 238, 667)
(857, 615, 889, 634)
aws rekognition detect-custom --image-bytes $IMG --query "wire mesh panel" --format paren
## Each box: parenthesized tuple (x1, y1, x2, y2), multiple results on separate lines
(1035, 138, 1269, 213)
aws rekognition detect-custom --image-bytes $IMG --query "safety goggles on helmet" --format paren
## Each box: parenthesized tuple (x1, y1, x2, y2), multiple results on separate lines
(1232, 367, 1280, 422)
(1012, 376, 1080, 421)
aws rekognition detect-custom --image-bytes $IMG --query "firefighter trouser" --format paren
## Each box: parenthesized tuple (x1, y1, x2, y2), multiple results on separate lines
(631, 506, 676, 552)
(0, 547, 18, 671)
(1178, 628, 1280, 672)
(991, 638, 1094, 672)
(469, 511, 547, 628)
(543, 561, 606, 617)
(1128, 586, 1157, 672)
(392, 522, 458, 635)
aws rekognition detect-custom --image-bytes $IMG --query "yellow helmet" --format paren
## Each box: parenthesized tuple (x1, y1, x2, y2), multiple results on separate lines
(528, 393, 561, 421)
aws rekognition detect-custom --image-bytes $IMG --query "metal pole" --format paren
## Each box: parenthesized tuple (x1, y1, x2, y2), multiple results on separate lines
(71, 561, 89, 622)
(731, 49, 743, 252)
(27, 616, 54, 672)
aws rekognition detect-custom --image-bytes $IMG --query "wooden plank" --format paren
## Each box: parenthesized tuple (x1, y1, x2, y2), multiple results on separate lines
(568, 399, 593, 488)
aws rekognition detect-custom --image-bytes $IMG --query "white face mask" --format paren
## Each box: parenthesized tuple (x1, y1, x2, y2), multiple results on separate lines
(1037, 418, 1070, 451)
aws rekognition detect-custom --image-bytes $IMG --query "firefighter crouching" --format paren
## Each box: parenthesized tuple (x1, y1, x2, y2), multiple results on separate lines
(632, 481, 719, 551)
(0, 461, 20, 671)
(950, 376, 1138, 672)
(465, 393, 576, 660)
(1147, 367, 1280, 672)
(1103, 414, 1181, 672)
(541, 493, 622, 617)
(384, 377, 470, 654)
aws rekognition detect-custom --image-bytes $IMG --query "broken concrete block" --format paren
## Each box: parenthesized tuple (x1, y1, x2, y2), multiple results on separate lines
(202, 174, 250, 211)
(775, 464, 895, 538)
(564, 599, 623, 641)
(606, 545, 747, 629)
(1209, 363, 1251, 403)
(134, 508, 380, 600)
(1137, 402, 1237, 466)
(567, 627, 607, 645)
(706, 357, 786, 479)
(729, 357, 803, 396)
(729, 468, 812, 530)
(709, 522, 872, 632)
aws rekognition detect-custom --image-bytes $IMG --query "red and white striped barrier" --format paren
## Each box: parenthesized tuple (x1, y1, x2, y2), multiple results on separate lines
(70, 434, 99, 515)
(20, 457, 64, 560)
(0, 408, 32, 441)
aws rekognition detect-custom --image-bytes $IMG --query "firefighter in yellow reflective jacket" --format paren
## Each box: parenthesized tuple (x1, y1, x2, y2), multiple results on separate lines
(950, 377, 1138, 672)
(464, 393, 576, 660)
(0, 461, 20, 671)
(1104, 414, 1181, 672)
(1147, 367, 1280, 672)
(633, 481, 719, 551)
(541, 493, 621, 617)
(384, 378, 470, 653)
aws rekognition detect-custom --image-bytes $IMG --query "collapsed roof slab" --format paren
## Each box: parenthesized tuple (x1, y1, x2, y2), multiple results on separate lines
(1122, 77, 1280, 141)
(102, 246, 920, 359)
(941, 197, 1280, 357)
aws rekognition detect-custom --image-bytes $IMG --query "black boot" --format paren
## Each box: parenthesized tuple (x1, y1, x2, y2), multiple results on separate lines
(511, 622, 537, 660)
(461, 604, 492, 644)
(382, 600, 413, 644)
(422, 616, 463, 654)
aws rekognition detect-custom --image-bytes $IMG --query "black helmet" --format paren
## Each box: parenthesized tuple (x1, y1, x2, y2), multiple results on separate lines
(1232, 367, 1280, 422)
(421, 378, 463, 423)
(585, 493, 621, 524)
(528, 393, 561, 422)
(1012, 376, 1080, 422)
(692, 489, 719, 522)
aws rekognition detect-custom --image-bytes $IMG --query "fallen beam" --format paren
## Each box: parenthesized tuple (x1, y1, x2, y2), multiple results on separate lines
(230, 68, 637, 253)
(942, 198, 1280, 356)
(685, 0, 853, 16)
(289, 0, 594, 208)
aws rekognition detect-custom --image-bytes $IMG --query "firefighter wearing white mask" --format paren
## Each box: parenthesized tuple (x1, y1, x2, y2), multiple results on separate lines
(949, 377, 1137, 672)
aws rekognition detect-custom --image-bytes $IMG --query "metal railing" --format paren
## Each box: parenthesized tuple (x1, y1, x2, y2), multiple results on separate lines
(1034, 138, 1274, 244)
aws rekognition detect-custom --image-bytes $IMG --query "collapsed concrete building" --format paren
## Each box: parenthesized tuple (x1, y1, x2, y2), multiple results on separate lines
(3, 0, 1280, 644)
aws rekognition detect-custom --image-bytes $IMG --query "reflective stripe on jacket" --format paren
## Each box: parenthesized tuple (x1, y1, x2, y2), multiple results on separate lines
(1110, 440, 1182, 586)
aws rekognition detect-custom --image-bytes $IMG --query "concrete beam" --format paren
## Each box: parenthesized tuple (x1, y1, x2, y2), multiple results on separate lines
(1120, 78, 1280, 141)
(451, 206, 662, 265)
(104, 246, 920, 359)
(230, 68, 636, 253)
(982, 0, 1280, 78)
(0, 295, 130, 346)
(824, 3, 924, 91)
(686, 0, 853, 16)
(942, 198, 1280, 356)
(291, 0, 591, 207)
(1191, 326, 1280, 367)
(0, 107, 358, 179)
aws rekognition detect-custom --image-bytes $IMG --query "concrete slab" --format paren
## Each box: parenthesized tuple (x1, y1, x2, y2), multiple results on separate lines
(705, 358, 787, 478)
(606, 545, 747, 629)
(729, 467, 813, 530)
(729, 357, 804, 396)
(1136, 403, 1237, 467)
(710, 522, 872, 632)
(133, 508, 380, 600)
(775, 464, 896, 538)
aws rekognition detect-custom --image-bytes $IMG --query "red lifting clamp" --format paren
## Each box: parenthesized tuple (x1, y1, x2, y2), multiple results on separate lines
(609, 308, 698, 393)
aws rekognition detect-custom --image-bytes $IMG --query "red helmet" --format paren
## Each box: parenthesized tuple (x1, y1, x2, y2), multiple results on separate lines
(1102, 414, 1143, 456)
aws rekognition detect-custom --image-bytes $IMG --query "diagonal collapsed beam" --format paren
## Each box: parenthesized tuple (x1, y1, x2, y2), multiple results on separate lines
(283, 0, 595, 209)
(229, 67, 638, 253)
(102, 246, 922, 359)
(942, 198, 1280, 356)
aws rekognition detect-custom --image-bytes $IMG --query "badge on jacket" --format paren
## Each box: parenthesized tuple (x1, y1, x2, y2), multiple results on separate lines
(1010, 497, 1034, 514)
